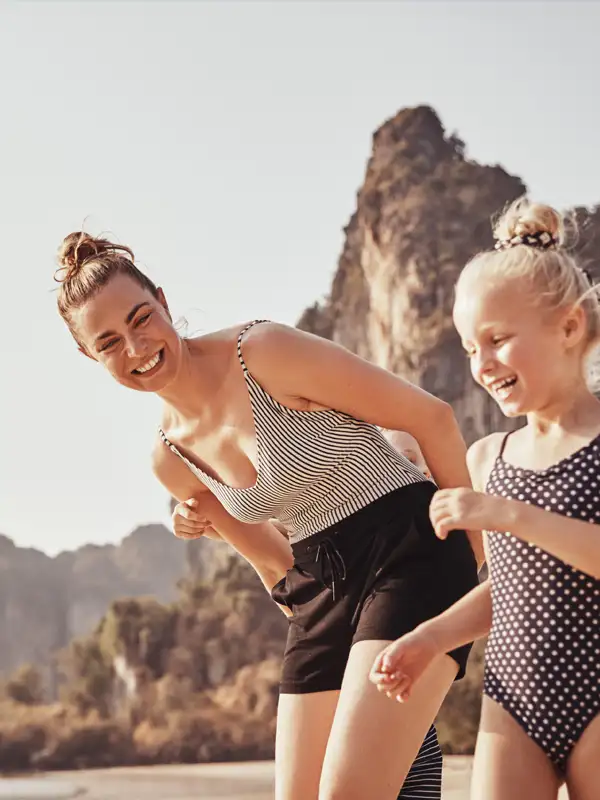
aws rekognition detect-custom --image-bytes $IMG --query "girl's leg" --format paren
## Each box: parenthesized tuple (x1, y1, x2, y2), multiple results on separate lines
(318, 640, 457, 800)
(471, 696, 560, 800)
(566, 713, 600, 800)
(274, 690, 339, 800)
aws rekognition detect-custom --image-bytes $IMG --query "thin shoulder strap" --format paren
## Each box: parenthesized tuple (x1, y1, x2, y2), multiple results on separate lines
(498, 429, 516, 459)
(236, 319, 269, 374)
(158, 319, 269, 452)
(158, 426, 179, 455)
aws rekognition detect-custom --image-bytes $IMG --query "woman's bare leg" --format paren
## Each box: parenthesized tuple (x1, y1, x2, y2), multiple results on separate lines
(318, 640, 457, 800)
(274, 690, 338, 800)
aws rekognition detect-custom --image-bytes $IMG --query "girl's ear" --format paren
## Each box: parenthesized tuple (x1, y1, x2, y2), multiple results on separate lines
(561, 303, 587, 350)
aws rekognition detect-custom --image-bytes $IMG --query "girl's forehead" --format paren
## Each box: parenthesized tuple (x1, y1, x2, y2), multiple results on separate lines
(453, 280, 531, 333)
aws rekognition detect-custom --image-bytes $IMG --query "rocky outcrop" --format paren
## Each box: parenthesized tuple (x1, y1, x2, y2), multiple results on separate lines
(298, 105, 600, 441)
(0, 525, 187, 683)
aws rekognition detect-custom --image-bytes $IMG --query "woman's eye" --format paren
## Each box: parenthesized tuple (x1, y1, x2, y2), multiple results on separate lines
(135, 313, 152, 326)
(100, 339, 119, 352)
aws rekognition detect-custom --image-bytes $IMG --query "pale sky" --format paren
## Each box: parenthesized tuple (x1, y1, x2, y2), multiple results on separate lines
(1, 1, 599, 555)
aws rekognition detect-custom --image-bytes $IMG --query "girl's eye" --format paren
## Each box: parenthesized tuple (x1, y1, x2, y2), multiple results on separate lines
(491, 336, 507, 346)
(135, 313, 152, 327)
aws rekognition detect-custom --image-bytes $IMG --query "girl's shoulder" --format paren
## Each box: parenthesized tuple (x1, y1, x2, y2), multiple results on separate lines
(467, 432, 508, 491)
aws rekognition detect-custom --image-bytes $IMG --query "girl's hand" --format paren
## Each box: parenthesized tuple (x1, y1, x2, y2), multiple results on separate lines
(429, 487, 511, 539)
(369, 627, 442, 703)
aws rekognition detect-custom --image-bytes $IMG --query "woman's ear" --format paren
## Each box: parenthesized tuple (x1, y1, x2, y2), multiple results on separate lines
(157, 287, 172, 321)
(78, 344, 96, 361)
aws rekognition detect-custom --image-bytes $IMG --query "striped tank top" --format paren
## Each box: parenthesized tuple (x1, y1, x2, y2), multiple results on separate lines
(160, 320, 428, 543)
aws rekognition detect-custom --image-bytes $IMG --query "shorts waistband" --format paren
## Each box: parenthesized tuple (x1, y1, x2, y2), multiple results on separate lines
(291, 480, 435, 560)
(290, 481, 435, 611)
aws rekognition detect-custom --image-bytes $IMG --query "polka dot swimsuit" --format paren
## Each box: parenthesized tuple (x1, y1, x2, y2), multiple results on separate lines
(484, 431, 600, 774)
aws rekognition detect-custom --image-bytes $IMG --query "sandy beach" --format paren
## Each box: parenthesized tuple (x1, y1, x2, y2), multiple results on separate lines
(0, 758, 570, 799)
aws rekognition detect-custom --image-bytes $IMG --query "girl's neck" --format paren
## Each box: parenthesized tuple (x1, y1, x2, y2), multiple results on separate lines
(526, 386, 600, 440)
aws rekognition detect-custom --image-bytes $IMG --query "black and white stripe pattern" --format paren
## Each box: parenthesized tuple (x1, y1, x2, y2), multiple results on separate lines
(160, 320, 428, 544)
(398, 724, 443, 799)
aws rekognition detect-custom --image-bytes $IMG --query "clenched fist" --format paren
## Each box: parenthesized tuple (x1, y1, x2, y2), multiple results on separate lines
(172, 498, 218, 539)
(429, 487, 511, 539)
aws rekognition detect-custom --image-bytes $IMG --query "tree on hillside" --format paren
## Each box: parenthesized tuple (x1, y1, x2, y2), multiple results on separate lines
(3, 664, 45, 705)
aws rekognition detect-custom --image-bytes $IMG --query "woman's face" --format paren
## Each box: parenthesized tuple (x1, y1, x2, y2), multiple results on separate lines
(72, 273, 183, 393)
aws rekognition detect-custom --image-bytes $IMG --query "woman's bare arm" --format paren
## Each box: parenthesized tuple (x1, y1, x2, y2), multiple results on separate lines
(243, 324, 483, 563)
(152, 441, 293, 610)
(243, 323, 468, 491)
(410, 435, 500, 648)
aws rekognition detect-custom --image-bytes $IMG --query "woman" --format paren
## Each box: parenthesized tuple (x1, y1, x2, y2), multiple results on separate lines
(265, 430, 443, 800)
(54, 231, 481, 800)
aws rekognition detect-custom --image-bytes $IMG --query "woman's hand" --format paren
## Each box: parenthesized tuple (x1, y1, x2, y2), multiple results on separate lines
(369, 626, 443, 703)
(429, 487, 512, 539)
(172, 498, 219, 540)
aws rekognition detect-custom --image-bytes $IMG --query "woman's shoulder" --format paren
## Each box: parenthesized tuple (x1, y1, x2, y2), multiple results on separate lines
(151, 430, 208, 501)
(231, 320, 303, 366)
(190, 319, 288, 349)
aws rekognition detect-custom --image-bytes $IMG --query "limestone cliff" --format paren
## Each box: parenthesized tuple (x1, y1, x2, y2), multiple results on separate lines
(0, 525, 187, 682)
(298, 105, 600, 441)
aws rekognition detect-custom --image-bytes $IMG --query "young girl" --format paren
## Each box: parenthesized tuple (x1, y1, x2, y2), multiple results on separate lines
(370, 199, 600, 800)
(53, 232, 481, 800)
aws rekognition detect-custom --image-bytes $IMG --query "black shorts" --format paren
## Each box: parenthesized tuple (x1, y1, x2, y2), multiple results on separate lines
(271, 481, 478, 694)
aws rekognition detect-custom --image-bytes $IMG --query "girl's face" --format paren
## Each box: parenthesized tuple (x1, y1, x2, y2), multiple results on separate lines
(71, 273, 184, 393)
(453, 278, 583, 418)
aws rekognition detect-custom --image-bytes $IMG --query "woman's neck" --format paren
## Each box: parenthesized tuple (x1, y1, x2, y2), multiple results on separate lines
(157, 337, 229, 422)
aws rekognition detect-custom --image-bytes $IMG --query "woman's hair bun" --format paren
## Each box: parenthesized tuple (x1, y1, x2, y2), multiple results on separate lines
(55, 232, 132, 283)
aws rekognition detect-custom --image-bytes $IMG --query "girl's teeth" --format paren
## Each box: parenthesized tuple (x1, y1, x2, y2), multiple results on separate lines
(495, 379, 516, 399)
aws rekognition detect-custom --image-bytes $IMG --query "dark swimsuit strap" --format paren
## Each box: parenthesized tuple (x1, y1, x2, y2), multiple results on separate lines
(498, 428, 517, 459)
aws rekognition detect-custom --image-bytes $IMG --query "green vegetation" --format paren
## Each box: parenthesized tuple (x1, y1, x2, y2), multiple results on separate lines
(0, 557, 483, 772)
(0, 561, 289, 772)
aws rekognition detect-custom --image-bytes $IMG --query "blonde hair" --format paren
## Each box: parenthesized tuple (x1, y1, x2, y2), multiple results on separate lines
(457, 198, 600, 372)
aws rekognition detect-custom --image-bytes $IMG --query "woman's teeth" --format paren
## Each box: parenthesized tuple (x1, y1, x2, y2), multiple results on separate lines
(133, 351, 162, 374)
